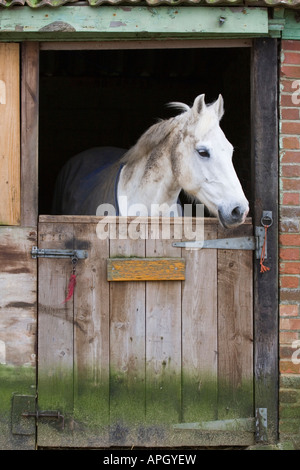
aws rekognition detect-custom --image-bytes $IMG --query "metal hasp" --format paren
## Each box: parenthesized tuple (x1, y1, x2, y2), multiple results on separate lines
(173, 232, 266, 259)
(11, 394, 65, 434)
(31, 246, 88, 259)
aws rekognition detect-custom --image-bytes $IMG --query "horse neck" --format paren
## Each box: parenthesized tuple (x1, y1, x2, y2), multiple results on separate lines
(118, 140, 182, 216)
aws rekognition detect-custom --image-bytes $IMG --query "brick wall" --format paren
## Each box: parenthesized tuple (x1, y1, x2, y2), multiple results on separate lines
(279, 39, 300, 448)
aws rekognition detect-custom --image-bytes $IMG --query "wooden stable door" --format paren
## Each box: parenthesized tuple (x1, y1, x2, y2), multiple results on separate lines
(36, 215, 254, 448)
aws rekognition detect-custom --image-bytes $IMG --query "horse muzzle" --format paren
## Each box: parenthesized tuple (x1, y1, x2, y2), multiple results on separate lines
(218, 203, 249, 228)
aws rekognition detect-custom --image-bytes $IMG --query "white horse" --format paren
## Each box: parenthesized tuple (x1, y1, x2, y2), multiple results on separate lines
(53, 94, 249, 228)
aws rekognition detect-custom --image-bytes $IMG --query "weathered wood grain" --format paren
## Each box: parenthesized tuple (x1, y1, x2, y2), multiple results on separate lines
(0, 7, 268, 40)
(36, 217, 255, 447)
(37, 222, 75, 447)
(0, 226, 36, 450)
(0, 44, 20, 225)
(217, 223, 253, 419)
(72, 223, 110, 445)
(145, 222, 182, 430)
(107, 257, 185, 281)
(21, 42, 39, 227)
(181, 222, 218, 423)
(252, 38, 279, 442)
(0, 227, 37, 366)
(109, 221, 146, 444)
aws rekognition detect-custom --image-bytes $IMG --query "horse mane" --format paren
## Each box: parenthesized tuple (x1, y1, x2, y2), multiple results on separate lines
(121, 105, 188, 165)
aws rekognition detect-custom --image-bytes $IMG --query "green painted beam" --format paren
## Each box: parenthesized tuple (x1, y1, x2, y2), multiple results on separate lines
(0, 6, 269, 41)
(282, 10, 300, 40)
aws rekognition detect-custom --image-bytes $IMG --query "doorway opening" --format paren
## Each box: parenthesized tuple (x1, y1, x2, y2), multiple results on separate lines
(38, 46, 251, 216)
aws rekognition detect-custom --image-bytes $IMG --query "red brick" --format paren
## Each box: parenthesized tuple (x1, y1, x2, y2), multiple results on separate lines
(281, 276, 300, 289)
(280, 262, 300, 275)
(281, 79, 297, 93)
(281, 65, 300, 78)
(282, 178, 300, 191)
(282, 51, 300, 65)
(281, 108, 300, 120)
(281, 94, 300, 107)
(281, 121, 300, 134)
(280, 360, 300, 374)
(280, 331, 299, 343)
(280, 248, 300, 260)
(282, 193, 300, 205)
(279, 234, 300, 246)
(281, 318, 300, 330)
(282, 40, 300, 52)
(281, 165, 300, 177)
(282, 137, 300, 149)
(280, 304, 299, 316)
(281, 151, 300, 163)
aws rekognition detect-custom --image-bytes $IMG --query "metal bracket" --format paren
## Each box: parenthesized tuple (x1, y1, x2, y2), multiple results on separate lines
(11, 394, 36, 436)
(11, 394, 65, 434)
(173, 232, 266, 260)
(173, 417, 255, 432)
(255, 227, 266, 260)
(173, 237, 256, 251)
(31, 246, 88, 260)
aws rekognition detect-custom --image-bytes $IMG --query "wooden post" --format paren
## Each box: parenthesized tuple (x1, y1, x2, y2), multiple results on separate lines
(251, 38, 279, 443)
(0, 44, 20, 226)
(21, 42, 39, 227)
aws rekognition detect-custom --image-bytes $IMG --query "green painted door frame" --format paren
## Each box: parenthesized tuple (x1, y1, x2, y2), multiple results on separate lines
(0, 6, 271, 42)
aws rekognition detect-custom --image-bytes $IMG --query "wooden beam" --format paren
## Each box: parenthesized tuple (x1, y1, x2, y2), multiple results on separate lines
(282, 10, 300, 40)
(251, 38, 279, 444)
(107, 257, 185, 281)
(0, 6, 268, 41)
(0, 43, 20, 225)
(40, 39, 253, 50)
(21, 42, 39, 227)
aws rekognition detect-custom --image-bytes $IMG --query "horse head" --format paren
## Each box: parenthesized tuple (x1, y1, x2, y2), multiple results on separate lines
(173, 94, 249, 228)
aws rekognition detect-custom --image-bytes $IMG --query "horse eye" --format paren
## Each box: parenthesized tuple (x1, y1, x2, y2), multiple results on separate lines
(197, 148, 210, 158)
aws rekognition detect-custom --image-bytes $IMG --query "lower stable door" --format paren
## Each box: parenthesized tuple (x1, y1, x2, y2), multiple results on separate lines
(36, 216, 254, 447)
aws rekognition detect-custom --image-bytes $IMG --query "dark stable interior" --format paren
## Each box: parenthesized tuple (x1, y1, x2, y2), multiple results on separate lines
(39, 47, 251, 216)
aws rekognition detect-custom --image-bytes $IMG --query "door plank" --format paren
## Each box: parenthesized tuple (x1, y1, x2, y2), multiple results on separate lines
(181, 221, 218, 424)
(37, 222, 75, 447)
(73, 222, 110, 446)
(21, 42, 39, 226)
(109, 219, 146, 445)
(217, 224, 253, 420)
(0, 44, 20, 225)
(145, 220, 181, 438)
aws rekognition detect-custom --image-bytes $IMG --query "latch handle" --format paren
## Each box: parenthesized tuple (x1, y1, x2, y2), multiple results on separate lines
(22, 410, 65, 430)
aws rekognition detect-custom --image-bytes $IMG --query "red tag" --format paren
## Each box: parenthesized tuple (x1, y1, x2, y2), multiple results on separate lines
(62, 274, 77, 304)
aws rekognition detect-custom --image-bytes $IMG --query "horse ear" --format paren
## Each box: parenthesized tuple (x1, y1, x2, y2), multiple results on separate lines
(192, 94, 206, 116)
(215, 94, 224, 120)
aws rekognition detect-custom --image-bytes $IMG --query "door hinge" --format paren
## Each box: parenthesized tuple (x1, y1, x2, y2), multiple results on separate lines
(173, 417, 255, 433)
(173, 230, 266, 259)
(31, 246, 88, 260)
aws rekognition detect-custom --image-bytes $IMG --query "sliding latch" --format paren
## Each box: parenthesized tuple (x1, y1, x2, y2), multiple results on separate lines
(31, 246, 88, 260)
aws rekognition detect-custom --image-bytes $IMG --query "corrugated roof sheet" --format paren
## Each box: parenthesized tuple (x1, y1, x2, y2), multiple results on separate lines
(0, 0, 300, 7)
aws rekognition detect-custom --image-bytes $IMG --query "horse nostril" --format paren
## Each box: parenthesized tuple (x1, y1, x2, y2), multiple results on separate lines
(231, 206, 242, 219)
